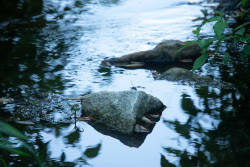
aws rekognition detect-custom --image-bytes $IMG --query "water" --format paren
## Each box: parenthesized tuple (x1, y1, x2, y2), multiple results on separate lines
(1, 0, 250, 166)
(63, 0, 204, 95)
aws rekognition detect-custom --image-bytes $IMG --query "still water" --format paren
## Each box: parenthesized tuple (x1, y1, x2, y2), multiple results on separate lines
(1, 0, 249, 166)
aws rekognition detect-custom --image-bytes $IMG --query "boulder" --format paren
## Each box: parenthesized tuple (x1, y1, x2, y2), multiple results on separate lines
(156, 67, 233, 88)
(81, 90, 165, 134)
(101, 40, 201, 68)
(157, 67, 208, 81)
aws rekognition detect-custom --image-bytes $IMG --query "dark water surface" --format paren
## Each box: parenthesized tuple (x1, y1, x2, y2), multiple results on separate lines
(1, 0, 250, 166)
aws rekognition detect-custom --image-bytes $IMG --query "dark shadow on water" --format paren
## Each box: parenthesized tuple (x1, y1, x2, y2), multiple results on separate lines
(88, 122, 153, 148)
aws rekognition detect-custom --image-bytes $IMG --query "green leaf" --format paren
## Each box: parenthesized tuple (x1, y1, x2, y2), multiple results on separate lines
(84, 143, 101, 158)
(217, 9, 225, 17)
(206, 16, 222, 23)
(201, 9, 208, 17)
(192, 53, 208, 70)
(235, 28, 245, 36)
(243, 45, 250, 55)
(21, 142, 35, 153)
(0, 143, 30, 157)
(197, 38, 214, 49)
(237, 0, 249, 7)
(0, 157, 8, 167)
(31, 100, 38, 105)
(0, 121, 28, 140)
(176, 41, 198, 56)
(224, 35, 235, 41)
(245, 34, 250, 41)
(192, 27, 201, 36)
(21, 143, 43, 167)
(213, 21, 227, 39)
(223, 53, 230, 63)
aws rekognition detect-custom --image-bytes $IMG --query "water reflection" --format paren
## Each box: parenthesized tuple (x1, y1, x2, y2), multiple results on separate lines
(0, 0, 123, 98)
(89, 122, 151, 148)
(0, 122, 102, 166)
(0, 0, 67, 97)
(63, 0, 204, 95)
(162, 84, 250, 166)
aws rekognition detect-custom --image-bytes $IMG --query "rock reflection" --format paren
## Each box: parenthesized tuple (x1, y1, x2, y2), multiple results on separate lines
(88, 122, 153, 148)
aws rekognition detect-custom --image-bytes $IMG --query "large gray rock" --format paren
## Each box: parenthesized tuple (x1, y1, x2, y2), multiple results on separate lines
(81, 90, 165, 134)
(101, 40, 201, 68)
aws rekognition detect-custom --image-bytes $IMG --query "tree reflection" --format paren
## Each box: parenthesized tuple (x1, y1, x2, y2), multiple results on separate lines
(162, 83, 250, 166)
(0, 0, 122, 98)
(0, 122, 101, 166)
(0, 0, 67, 97)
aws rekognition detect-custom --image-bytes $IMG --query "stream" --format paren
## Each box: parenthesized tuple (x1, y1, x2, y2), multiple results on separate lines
(1, 0, 250, 166)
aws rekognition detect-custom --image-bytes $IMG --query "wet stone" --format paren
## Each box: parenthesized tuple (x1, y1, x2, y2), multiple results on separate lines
(81, 90, 166, 134)
(101, 40, 201, 68)
(157, 67, 233, 89)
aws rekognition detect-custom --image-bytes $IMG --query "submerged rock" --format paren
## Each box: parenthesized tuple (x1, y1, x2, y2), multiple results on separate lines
(101, 40, 201, 68)
(81, 90, 165, 134)
(157, 67, 210, 82)
(157, 67, 233, 88)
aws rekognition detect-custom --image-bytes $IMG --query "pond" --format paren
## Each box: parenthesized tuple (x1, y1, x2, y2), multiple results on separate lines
(1, 0, 250, 166)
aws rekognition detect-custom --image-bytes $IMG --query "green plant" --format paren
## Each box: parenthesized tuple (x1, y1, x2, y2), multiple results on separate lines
(0, 121, 43, 167)
(183, 0, 250, 70)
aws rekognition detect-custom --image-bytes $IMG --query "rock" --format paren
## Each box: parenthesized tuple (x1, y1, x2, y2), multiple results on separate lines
(101, 40, 201, 68)
(157, 67, 207, 81)
(81, 90, 165, 134)
(157, 67, 233, 88)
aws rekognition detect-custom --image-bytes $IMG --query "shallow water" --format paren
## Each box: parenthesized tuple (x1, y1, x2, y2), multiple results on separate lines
(1, 0, 250, 166)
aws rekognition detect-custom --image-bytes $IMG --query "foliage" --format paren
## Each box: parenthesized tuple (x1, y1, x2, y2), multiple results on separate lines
(184, 1, 250, 70)
(0, 121, 43, 167)
(0, 121, 103, 166)
(237, 0, 250, 7)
